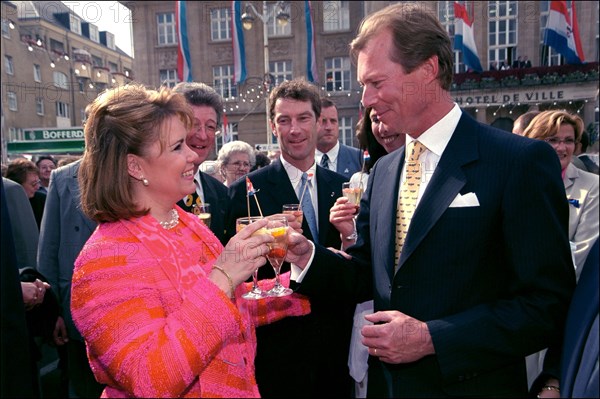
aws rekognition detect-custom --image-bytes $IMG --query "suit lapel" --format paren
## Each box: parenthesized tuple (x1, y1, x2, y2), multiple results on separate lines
(398, 113, 479, 269)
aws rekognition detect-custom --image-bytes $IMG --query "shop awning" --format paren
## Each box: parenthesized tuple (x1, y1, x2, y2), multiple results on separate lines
(7, 140, 85, 155)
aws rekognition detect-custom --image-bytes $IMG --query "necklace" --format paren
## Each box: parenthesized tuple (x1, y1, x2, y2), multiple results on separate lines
(159, 209, 179, 230)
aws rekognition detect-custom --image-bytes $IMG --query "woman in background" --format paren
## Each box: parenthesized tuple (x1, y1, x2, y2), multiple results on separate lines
(5, 158, 46, 228)
(217, 140, 256, 186)
(523, 110, 598, 280)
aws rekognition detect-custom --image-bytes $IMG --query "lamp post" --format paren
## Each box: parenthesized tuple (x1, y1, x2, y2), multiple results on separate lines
(241, 1, 289, 146)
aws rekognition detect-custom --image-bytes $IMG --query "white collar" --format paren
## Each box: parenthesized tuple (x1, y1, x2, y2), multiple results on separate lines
(316, 141, 340, 162)
(405, 104, 462, 157)
(280, 156, 317, 186)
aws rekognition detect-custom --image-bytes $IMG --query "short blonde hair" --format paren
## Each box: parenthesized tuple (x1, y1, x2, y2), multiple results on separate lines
(522, 110, 584, 142)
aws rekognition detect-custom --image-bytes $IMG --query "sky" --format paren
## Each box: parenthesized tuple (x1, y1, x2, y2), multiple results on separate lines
(61, 1, 133, 57)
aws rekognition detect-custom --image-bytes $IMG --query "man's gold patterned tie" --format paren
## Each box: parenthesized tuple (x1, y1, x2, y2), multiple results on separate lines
(395, 141, 426, 270)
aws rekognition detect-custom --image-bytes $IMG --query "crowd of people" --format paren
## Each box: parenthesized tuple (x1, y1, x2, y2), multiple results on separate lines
(2, 3, 598, 399)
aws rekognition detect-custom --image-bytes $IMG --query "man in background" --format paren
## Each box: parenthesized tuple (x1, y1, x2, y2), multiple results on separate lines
(316, 98, 362, 180)
(173, 82, 229, 244)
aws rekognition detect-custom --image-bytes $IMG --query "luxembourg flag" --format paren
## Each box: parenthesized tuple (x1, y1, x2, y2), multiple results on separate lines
(176, 1, 192, 82)
(543, 0, 585, 64)
(305, 1, 318, 82)
(222, 112, 233, 143)
(453, 2, 483, 73)
(232, 1, 247, 84)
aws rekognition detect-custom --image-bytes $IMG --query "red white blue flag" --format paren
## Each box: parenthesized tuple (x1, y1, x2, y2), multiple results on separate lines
(453, 2, 483, 72)
(305, 1, 318, 82)
(543, 0, 585, 64)
(232, 1, 247, 84)
(222, 112, 233, 143)
(246, 177, 259, 196)
(176, 1, 192, 82)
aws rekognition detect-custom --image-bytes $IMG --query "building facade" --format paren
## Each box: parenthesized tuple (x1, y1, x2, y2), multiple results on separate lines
(1, 0, 134, 161)
(126, 1, 598, 160)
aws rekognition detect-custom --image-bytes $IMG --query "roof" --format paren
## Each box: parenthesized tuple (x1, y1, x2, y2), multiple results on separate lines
(9, 1, 130, 57)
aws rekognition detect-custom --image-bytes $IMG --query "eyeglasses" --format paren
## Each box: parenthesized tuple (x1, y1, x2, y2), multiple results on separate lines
(228, 161, 251, 169)
(29, 180, 41, 188)
(544, 137, 577, 147)
(192, 123, 219, 135)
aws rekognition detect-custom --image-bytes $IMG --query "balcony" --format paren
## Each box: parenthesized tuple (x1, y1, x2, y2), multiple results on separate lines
(452, 62, 599, 91)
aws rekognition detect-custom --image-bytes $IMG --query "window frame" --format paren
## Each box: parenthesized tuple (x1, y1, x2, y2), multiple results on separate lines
(325, 56, 351, 92)
(36, 97, 44, 115)
(157, 12, 177, 46)
(322, 1, 350, 32)
(159, 69, 178, 88)
(210, 7, 231, 41)
(213, 65, 237, 99)
(8, 91, 18, 111)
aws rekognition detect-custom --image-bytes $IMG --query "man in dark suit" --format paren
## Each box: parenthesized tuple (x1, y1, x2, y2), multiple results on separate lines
(316, 98, 362, 179)
(286, 4, 575, 397)
(173, 82, 229, 244)
(227, 78, 353, 397)
(531, 238, 599, 398)
(37, 160, 104, 397)
(1, 178, 37, 398)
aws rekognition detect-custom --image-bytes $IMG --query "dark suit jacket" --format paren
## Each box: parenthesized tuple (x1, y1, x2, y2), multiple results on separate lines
(1, 178, 37, 398)
(337, 143, 363, 180)
(560, 238, 598, 397)
(177, 171, 229, 245)
(37, 160, 97, 341)
(227, 160, 353, 397)
(297, 112, 576, 397)
(2, 178, 39, 269)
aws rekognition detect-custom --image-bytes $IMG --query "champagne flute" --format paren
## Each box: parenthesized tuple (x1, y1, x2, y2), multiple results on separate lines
(342, 182, 363, 207)
(196, 203, 211, 228)
(264, 216, 292, 297)
(237, 216, 267, 300)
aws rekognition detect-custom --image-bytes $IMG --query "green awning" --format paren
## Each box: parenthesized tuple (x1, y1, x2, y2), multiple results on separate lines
(7, 140, 85, 155)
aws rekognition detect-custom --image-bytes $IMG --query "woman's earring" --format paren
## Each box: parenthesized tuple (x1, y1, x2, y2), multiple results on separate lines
(141, 177, 149, 186)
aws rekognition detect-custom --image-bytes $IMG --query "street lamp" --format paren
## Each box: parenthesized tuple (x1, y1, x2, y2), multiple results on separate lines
(240, 1, 289, 145)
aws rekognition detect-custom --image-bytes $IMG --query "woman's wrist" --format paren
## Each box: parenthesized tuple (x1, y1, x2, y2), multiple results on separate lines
(211, 265, 234, 299)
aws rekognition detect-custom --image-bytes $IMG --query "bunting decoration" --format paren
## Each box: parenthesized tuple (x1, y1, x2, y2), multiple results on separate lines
(543, 0, 585, 64)
(305, 1, 318, 82)
(176, 1, 193, 82)
(453, 2, 483, 72)
(232, 1, 247, 84)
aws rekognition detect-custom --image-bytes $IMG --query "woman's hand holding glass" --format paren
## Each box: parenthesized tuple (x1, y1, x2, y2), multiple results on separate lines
(330, 197, 358, 247)
(212, 218, 273, 295)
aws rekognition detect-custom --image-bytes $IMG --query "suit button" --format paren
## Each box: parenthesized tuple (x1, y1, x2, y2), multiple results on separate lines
(74, 226, 80, 232)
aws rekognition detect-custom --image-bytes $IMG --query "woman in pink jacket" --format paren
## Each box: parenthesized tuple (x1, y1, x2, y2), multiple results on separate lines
(72, 84, 309, 398)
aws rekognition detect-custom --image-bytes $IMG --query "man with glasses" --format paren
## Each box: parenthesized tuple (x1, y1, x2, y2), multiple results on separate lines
(173, 82, 230, 244)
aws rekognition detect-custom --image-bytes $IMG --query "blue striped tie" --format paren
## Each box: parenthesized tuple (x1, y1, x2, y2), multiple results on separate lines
(299, 172, 319, 242)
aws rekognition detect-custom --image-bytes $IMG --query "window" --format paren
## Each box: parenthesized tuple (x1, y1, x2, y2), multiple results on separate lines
(105, 32, 115, 50)
(157, 12, 177, 45)
(2, 18, 11, 38)
(438, 1, 467, 73)
(124, 68, 132, 78)
(488, 1, 517, 66)
(92, 55, 103, 67)
(4, 55, 14, 75)
(216, 123, 239, 152)
(159, 69, 178, 88)
(325, 57, 351, 92)
(213, 65, 237, 99)
(56, 102, 70, 118)
(33, 64, 42, 82)
(36, 97, 44, 115)
(70, 14, 81, 34)
(267, 3, 291, 37)
(8, 91, 17, 111)
(89, 24, 99, 43)
(323, 1, 350, 32)
(53, 71, 69, 89)
(211, 8, 231, 41)
(50, 38, 64, 54)
(339, 116, 354, 146)
(108, 62, 118, 73)
(78, 78, 85, 93)
(8, 127, 17, 140)
(269, 60, 292, 86)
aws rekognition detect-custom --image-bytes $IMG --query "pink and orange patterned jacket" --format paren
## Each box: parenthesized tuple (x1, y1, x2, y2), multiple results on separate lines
(71, 207, 310, 398)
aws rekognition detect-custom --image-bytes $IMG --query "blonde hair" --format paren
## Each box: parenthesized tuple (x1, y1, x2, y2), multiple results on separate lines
(522, 110, 584, 142)
(79, 84, 193, 222)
